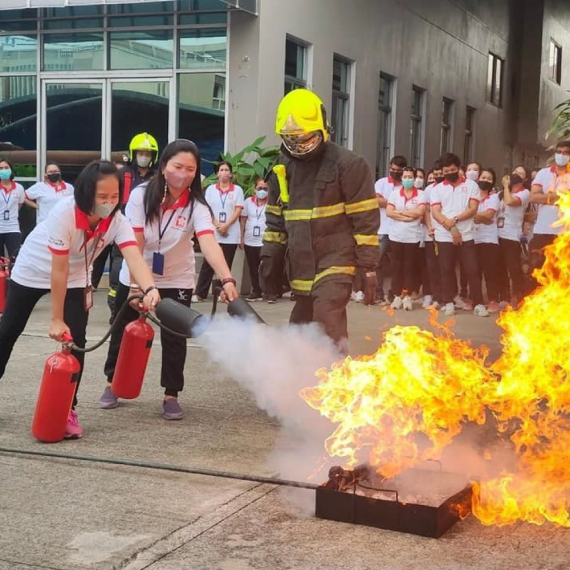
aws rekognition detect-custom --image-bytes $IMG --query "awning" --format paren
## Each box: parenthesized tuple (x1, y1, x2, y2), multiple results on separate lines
(1, 0, 258, 14)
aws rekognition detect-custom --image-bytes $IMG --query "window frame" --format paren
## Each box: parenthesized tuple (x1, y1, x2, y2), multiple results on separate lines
(549, 39, 562, 85)
(487, 52, 504, 108)
(410, 85, 425, 167)
(377, 71, 394, 178)
(464, 106, 476, 167)
(331, 54, 352, 148)
(440, 97, 454, 154)
(284, 35, 308, 93)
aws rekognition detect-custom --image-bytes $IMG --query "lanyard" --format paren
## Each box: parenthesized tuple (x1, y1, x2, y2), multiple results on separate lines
(219, 188, 230, 211)
(255, 200, 266, 221)
(83, 231, 102, 288)
(157, 200, 194, 251)
(1, 190, 10, 207)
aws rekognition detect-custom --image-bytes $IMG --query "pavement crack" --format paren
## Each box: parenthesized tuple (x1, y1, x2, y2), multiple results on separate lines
(0, 557, 63, 570)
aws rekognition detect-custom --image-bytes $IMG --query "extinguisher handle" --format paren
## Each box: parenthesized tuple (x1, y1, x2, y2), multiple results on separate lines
(61, 332, 73, 343)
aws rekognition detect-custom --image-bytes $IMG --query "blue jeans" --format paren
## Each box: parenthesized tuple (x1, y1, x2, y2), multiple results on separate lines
(375, 235, 391, 299)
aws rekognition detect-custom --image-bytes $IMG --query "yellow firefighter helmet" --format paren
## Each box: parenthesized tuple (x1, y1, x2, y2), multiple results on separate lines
(128, 132, 159, 164)
(275, 89, 329, 142)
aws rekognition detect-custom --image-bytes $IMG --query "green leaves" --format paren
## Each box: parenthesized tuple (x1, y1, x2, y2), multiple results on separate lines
(547, 92, 570, 141)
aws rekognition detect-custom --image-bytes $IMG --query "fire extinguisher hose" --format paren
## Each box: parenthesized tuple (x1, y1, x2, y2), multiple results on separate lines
(0, 446, 319, 490)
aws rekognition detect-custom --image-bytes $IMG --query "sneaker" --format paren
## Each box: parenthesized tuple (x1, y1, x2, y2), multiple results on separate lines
(488, 301, 500, 313)
(99, 386, 118, 409)
(246, 292, 262, 302)
(191, 295, 204, 303)
(403, 296, 413, 311)
(354, 291, 365, 303)
(422, 295, 433, 309)
(444, 302, 455, 317)
(474, 304, 490, 317)
(163, 398, 183, 420)
(266, 294, 277, 305)
(64, 410, 83, 439)
(376, 297, 388, 306)
(391, 296, 403, 310)
(454, 296, 470, 310)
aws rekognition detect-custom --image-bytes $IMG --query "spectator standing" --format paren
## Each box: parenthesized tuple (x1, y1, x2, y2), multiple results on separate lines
(0, 159, 25, 259)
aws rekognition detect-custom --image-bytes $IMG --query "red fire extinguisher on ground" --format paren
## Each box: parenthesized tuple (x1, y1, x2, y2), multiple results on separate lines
(111, 314, 154, 399)
(0, 256, 10, 313)
(32, 333, 80, 443)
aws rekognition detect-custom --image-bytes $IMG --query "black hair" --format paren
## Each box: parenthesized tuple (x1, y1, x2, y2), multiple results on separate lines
(215, 160, 233, 174)
(416, 167, 425, 177)
(480, 167, 497, 186)
(556, 140, 570, 151)
(440, 152, 461, 168)
(390, 155, 408, 168)
(467, 161, 482, 172)
(74, 160, 122, 216)
(402, 166, 417, 176)
(144, 139, 209, 225)
(432, 160, 442, 171)
(45, 162, 60, 173)
(0, 158, 15, 180)
(513, 164, 531, 181)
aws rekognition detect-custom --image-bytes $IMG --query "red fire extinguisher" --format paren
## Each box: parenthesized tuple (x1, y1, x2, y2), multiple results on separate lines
(31, 333, 80, 443)
(0, 256, 10, 313)
(111, 314, 154, 399)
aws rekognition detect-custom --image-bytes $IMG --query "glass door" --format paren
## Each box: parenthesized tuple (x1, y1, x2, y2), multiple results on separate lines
(42, 80, 105, 183)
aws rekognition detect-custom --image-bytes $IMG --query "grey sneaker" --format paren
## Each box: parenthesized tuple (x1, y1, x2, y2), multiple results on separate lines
(163, 398, 183, 420)
(99, 386, 118, 409)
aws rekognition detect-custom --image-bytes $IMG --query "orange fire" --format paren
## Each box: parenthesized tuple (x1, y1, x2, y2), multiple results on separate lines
(300, 184, 570, 527)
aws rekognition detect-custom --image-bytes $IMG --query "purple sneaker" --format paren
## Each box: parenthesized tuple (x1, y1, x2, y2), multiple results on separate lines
(99, 386, 118, 409)
(162, 398, 183, 420)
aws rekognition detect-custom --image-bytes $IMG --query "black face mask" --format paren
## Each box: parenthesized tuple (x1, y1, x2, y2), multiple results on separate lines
(47, 173, 61, 183)
(389, 170, 402, 182)
(478, 181, 494, 192)
(435, 176, 444, 184)
(510, 174, 523, 186)
(445, 172, 460, 184)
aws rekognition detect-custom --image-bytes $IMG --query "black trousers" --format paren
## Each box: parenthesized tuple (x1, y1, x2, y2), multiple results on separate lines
(290, 279, 352, 354)
(499, 238, 525, 299)
(528, 234, 556, 289)
(476, 243, 501, 303)
(0, 280, 88, 407)
(107, 244, 124, 316)
(425, 241, 441, 303)
(437, 240, 483, 306)
(104, 282, 192, 397)
(389, 240, 419, 297)
(0, 232, 21, 259)
(195, 243, 237, 299)
(414, 246, 430, 295)
(244, 245, 262, 295)
(91, 243, 112, 289)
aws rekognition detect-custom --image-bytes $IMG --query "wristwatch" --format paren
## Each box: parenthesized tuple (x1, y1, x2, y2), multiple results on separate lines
(453, 216, 459, 224)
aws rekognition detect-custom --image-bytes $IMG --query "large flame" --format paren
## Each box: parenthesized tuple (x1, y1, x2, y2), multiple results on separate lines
(301, 182, 570, 527)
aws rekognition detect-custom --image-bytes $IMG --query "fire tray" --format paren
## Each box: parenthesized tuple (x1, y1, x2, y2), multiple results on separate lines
(315, 466, 472, 538)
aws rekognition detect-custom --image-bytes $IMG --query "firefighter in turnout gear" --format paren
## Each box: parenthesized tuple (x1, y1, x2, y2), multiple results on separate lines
(260, 89, 380, 352)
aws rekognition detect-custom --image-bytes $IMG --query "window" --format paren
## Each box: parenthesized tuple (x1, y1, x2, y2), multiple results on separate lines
(464, 106, 476, 166)
(377, 72, 394, 178)
(440, 97, 454, 154)
(179, 28, 226, 70)
(284, 37, 307, 93)
(487, 53, 504, 107)
(410, 86, 424, 167)
(109, 30, 173, 70)
(331, 55, 351, 148)
(43, 33, 104, 71)
(549, 40, 562, 85)
(0, 35, 37, 73)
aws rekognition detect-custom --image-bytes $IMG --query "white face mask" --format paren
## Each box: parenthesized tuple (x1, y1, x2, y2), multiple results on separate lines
(466, 170, 479, 181)
(413, 178, 424, 189)
(554, 153, 570, 167)
(136, 155, 152, 169)
(93, 202, 115, 219)
(256, 189, 268, 200)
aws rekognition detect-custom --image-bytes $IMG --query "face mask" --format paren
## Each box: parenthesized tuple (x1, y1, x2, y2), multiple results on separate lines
(47, 173, 61, 183)
(136, 155, 152, 169)
(554, 153, 570, 167)
(510, 173, 523, 186)
(478, 181, 494, 192)
(389, 170, 402, 182)
(0, 169, 12, 181)
(93, 202, 115, 219)
(435, 176, 444, 184)
(445, 172, 460, 184)
(165, 169, 192, 191)
(402, 178, 415, 189)
(414, 178, 424, 189)
(256, 189, 268, 200)
(466, 170, 479, 181)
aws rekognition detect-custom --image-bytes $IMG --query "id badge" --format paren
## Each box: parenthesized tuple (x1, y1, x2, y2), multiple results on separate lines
(218, 212, 227, 223)
(84, 285, 93, 311)
(152, 251, 165, 275)
(253, 226, 261, 237)
(3, 210, 9, 221)
(497, 217, 505, 229)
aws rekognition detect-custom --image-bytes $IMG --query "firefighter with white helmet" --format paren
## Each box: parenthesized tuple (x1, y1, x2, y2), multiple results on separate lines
(260, 89, 380, 353)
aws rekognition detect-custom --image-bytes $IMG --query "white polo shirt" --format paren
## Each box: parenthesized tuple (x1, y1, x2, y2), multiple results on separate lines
(241, 196, 267, 247)
(375, 177, 402, 236)
(119, 184, 215, 289)
(422, 183, 436, 243)
(532, 166, 567, 235)
(25, 180, 74, 224)
(0, 182, 25, 233)
(204, 183, 244, 245)
(431, 178, 480, 243)
(12, 196, 136, 289)
(387, 188, 426, 244)
(498, 188, 531, 242)
(474, 193, 500, 245)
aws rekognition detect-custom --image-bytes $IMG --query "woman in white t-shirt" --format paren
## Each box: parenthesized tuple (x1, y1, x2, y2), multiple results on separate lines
(498, 165, 532, 305)
(100, 140, 239, 421)
(240, 178, 268, 302)
(193, 161, 244, 301)
(25, 162, 74, 225)
(386, 167, 426, 311)
(0, 158, 25, 258)
(0, 160, 159, 440)
(473, 168, 501, 313)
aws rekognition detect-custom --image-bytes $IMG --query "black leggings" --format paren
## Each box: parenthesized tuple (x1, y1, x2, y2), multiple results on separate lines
(244, 245, 262, 295)
(0, 232, 21, 258)
(499, 238, 525, 299)
(195, 243, 237, 299)
(389, 240, 420, 297)
(476, 243, 501, 303)
(104, 282, 192, 397)
(425, 241, 441, 303)
(0, 280, 88, 407)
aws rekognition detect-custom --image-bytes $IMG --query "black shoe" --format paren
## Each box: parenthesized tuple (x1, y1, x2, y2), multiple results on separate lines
(266, 294, 277, 304)
(247, 292, 262, 301)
